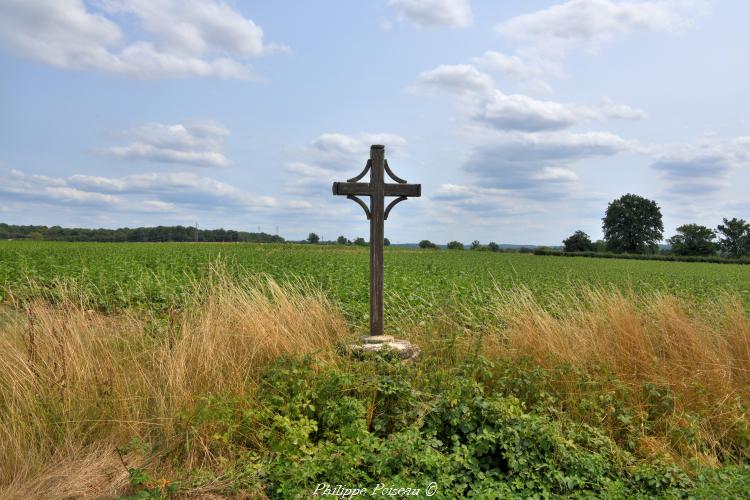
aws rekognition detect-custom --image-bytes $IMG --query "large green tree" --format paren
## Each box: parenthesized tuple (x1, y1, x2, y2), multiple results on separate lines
(716, 217, 750, 258)
(602, 194, 664, 253)
(562, 230, 594, 252)
(667, 224, 717, 256)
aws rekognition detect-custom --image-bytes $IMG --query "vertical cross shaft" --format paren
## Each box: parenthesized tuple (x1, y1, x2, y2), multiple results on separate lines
(369, 145, 385, 337)
(331, 144, 420, 337)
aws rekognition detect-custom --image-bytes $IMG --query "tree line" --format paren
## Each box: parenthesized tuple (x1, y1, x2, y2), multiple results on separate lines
(562, 194, 750, 258)
(0, 223, 284, 243)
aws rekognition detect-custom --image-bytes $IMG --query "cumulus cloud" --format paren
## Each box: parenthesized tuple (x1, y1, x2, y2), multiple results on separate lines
(476, 1, 708, 91)
(308, 132, 408, 170)
(108, 121, 231, 168)
(282, 162, 337, 195)
(1, 167, 278, 218)
(68, 171, 275, 208)
(651, 136, 750, 196)
(416, 64, 494, 95)
(474, 90, 645, 132)
(463, 131, 632, 193)
(388, 0, 472, 28)
(429, 184, 546, 228)
(0, 0, 286, 79)
(416, 63, 645, 131)
(1, 169, 121, 207)
(473, 51, 559, 94)
(496, 0, 701, 56)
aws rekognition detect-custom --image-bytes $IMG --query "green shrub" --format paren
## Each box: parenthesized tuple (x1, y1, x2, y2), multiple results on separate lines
(170, 355, 729, 498)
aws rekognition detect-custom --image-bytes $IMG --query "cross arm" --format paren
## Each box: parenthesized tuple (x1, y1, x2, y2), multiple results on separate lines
(332, 182, 370, 196)
(385, 183, 420, 197)
(332, 182, 421, 197)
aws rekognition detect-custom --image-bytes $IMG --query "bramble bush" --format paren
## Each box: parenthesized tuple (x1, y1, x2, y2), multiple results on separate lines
(154, 354, 747, 498)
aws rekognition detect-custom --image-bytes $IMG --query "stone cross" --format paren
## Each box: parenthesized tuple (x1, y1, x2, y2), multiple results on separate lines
(332, 145, 421, 337)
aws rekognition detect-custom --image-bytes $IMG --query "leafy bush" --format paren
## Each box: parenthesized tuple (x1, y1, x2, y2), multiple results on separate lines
(169, 355, 734, 498)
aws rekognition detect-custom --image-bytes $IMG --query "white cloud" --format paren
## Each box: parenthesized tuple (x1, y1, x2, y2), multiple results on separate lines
(463, 130, 633, 192)
(473, 51, 558, 94)
(1, 169, 121, 207)
(416, 64, 494, 95)
(474, 89, 645, 131)
(496, 0, 700, 55)
(431, 183, 544, 223)
(308, 132, 408, 170)
(0, 0, 286, 79)
(388, 0, 472, 28)
(68, 171, 275, 208)
(1, 167, 279, 218)
(482, 0, 708, 91)
(108, 120, 231, 168)
(416, 63, 645, 131)
(651, 136, 750, 196)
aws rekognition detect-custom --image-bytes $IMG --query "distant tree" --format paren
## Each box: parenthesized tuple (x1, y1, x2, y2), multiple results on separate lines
(593, 240, 607, 252)
(517, 247, 534, 254)
(447, 241, 464, 250)
(336, 235, 349, 245)
(716, 218, 750, 258)
(384, 238, 391, 246)
(667, 224, 717, 256)
(470, 240, 481, 250)
(28, 231, 44, 240)
(307, 232, 320, 244)
(353, 237, 367, 246)
(418, 239, 437, 249)
(602, 194, 664, 253)
(488, 242, 500, 252)
(563, 230, 595, 252)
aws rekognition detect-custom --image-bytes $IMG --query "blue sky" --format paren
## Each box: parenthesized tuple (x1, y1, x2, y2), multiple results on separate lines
(1, 0, 748, 245)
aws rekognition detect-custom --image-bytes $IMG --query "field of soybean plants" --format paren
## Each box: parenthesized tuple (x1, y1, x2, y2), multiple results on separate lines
(2, 240, 750, 324)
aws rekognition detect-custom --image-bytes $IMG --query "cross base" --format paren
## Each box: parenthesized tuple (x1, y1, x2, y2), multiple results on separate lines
(346, 336, 421, 361)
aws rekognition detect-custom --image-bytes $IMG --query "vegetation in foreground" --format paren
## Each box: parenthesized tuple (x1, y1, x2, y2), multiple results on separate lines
(1, 269, 749, 498)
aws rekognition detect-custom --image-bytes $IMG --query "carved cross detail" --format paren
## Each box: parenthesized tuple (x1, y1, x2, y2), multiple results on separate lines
(332, 145, 421, 337)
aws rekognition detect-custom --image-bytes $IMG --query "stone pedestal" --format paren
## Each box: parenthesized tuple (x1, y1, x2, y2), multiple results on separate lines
(347, 335, 420, 361)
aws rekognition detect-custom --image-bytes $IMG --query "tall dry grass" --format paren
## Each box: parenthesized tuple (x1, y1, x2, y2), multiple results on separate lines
(413, 284, 750, 464)
(0, 272, 348, 499)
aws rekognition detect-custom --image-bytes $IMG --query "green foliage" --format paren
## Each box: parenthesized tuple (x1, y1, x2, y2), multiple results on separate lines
(307, 232, 320, 244)
(603, 194, 664, 253)
(162, 356, 747, 498)
(487, 241, 500, 252)
(0, 222, 283, 243)
(563, 230, 595, 252)
(418, 239, 437, 249)
(470, 240, 481, 250)
(336, 235, 349, 245)
(118, 467, 178, 499)
(384, 238, 391, 246)
(353, 237, 367, 246)
(717, 217, 750, 258)
(447, 240, 464, 250)
(668, 223, 717, 256)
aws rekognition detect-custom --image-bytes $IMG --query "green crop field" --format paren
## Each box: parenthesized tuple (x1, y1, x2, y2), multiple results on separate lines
(1, 240, 749, 322)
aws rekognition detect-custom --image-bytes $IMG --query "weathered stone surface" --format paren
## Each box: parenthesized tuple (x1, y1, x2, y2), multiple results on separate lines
(363, 335, 394, 344)
(347, 336, 420, 361)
